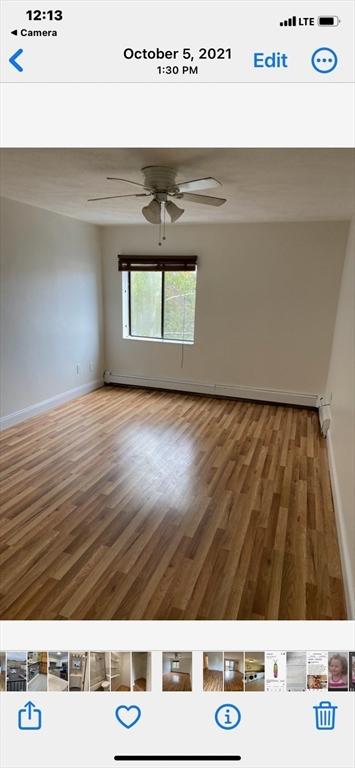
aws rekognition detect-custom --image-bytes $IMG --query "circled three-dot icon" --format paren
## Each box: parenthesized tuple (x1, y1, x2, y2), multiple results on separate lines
(311, 47, 338, 73)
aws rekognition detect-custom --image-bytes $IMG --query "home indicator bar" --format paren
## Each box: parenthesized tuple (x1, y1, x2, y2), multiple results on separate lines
(114, 758, 242, 763)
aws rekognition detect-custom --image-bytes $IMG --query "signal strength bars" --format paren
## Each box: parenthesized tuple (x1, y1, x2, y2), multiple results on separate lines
(280, 16, 297, 26)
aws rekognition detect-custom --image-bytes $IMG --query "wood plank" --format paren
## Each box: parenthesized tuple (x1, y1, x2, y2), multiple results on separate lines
(0, 386, 347, 620)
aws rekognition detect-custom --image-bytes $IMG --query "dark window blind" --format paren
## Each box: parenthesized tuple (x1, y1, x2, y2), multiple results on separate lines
(118, 255, 197, 272)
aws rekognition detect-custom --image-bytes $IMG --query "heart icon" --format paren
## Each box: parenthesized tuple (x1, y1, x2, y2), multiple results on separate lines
(115, 705, 141, 730)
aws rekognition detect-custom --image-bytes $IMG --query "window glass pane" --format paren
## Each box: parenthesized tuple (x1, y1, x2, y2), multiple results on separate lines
(163, 271, 196, 341)
(130, 271, 162, 338)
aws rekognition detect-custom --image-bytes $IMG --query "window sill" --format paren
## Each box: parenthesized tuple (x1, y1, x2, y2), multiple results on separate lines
(123, 335, 194, 346)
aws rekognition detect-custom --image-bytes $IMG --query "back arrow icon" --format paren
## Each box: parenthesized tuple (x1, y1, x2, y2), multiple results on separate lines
(9, 48, 24, 72)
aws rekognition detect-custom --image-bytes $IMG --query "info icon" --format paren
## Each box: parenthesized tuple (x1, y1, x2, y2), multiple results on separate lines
(215, 704, 241, 731)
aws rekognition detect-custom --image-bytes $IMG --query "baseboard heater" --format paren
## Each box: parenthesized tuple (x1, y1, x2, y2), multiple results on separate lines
(105, 372, 319, 408)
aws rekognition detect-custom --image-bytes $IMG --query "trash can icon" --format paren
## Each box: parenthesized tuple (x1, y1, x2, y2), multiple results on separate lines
(314, 701, 337, 730)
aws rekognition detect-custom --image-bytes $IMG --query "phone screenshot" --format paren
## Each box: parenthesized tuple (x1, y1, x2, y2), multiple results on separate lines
(0, 1, 354, 767)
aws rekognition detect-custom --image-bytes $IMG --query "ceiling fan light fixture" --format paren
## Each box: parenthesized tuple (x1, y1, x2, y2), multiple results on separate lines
(142, 198, 161, 224)
(165, 200, 184, 222)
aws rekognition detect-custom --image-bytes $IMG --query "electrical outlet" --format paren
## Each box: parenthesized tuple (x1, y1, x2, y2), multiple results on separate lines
(75, 364, 80, 375)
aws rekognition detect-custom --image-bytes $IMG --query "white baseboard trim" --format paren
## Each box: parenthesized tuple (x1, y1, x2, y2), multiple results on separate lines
(0, 379, 103, 430)
(327, 431, 354, 620)
(106, 373, 318, 407)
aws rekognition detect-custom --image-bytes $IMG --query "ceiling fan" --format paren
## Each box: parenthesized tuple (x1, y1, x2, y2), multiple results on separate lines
(88, 166, 226, 244)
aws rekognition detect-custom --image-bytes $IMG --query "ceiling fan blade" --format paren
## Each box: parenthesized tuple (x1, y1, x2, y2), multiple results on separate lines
(181, 192, 226, 206)
(175, 177, 221, 193)
(106, 176, 147, 188)
(87, 193, 149, 202)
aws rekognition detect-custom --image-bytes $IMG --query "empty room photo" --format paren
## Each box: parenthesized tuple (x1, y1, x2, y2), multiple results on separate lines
(0, 148, 354, 621)
(162, 652, 192, 692)
(224, 652, 244, 692)
(203, 652, 224, 691)
(132, 652, 152, 691)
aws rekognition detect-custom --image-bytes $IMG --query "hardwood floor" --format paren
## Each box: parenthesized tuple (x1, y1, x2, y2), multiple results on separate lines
(0, 385, 347, 620)
(163, 672, 192, 691)
(203, 669, 223, 691)
(133, 677, 147, 691)
(224, 670, 244, 692)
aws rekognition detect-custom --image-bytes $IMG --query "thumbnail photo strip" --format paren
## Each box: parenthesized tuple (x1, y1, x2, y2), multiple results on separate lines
(1, 651, 354, 694)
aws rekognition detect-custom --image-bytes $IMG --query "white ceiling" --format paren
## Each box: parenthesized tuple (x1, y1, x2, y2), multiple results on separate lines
(0, 148, 354, 225)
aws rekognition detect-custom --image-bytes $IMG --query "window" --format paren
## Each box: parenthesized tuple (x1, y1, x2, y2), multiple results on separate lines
(119, 256, 197, 343)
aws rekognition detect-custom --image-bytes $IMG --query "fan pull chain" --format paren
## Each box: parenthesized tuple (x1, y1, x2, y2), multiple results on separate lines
(158, 219, 162, 246)
(163, 203, 166, 241)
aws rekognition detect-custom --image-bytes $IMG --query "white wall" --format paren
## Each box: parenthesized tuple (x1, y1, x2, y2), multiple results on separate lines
(131, 652, 151, 689)
(1, 211, 348, 423)
(177, 656, 192, 675)
(325, 219, 355, 618)
(119, 652, 131, 688)
(0, 198, 104, 425)
(146, 654, 152, 691)
(101, 222, 348, 403)
(132, 652, 148, 682)
(206, 652, 223, 671)
(225, 652, 244, 670)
